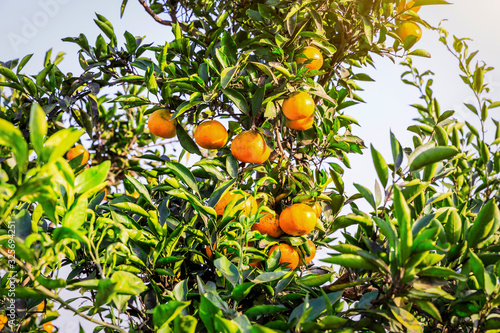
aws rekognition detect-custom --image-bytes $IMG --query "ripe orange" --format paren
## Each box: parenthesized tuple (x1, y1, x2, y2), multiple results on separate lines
(396, 21, 422, 44)
(43, 321, 54, 333)
(148, 109, 177, 138)
(311, 202, 321, 218)
(231, 130, 271, 164)
(67, 145, 89, 165)
(194, 120, 228, 149)
(285, 115, 314, 131)
(252, 212, 283, 238)
(282, 92, 315, 120)
(214, 191, 258, 216)
(294, 46, 323, 72)
(279, 203, 317, 236)
(268, 243, 300, 269)
(302, 239, 317, 265)
(397, 0, 421, 19)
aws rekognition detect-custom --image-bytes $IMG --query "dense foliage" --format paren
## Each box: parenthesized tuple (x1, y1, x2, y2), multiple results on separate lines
(1, 0, 500, 332)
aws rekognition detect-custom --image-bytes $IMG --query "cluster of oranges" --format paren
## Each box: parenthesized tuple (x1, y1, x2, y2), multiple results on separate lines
(209, 190, 321, 270)
(144, 44, 326, 164)
(282, 46, 323, 131)
(395, 0, 422, 45)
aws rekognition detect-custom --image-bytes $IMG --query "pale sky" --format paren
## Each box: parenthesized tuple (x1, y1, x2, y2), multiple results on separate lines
(1, 1, 499, 331)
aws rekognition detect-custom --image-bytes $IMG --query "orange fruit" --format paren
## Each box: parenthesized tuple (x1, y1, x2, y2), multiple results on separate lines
(0, 314, 7, 330)
(294, 46, 323, 72)
(286, 115, 314, 131)
(279, 203, 317, 236)
(302, 239, 317, 265)
(231, 130, 271, 164)
(311, 202, 321, 218)
(43, 321, 54, 333)
(395, 21, 422, 44)
(148, 109, 177, 138)
(249, 260, 261, 268)
(282, 92, 315, 120)
(205, 242, 217, 257)
(268, 244, 300, 269)
(194, 120, 228, 149)
(67, 145, 89, 165)
(252, 212, 283, 238)
(37, 302, 45, 311)
(397, 0, 421, 19)
(214, 191, 258, 216)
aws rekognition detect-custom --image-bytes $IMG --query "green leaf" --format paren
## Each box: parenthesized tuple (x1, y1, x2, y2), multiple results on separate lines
(95, 279, 116, 307)
(394, 186, 412, 263)
(354, 183, 376, 210)
(120, 0, 128, 17)
(36, 275, 67, 289)
(0, 65, 19, 82)
(153, 301, 190, 331)
(361, 16, 373, 44)
(0, 287, 45, 300)
(445, 209, 462, 244)
(223, 89, 250, 116)
(390, 131, 403, 170)
(373, 217, 397, 249)
(166, 162, 200, 196)
(251, 325, 277, 333)
(214, 314, 241, 333)
(17, 54, 33, 73)
(321, 254, 378, 271)
(371, 145, 388, 187)
(221, 66, 237, 89)
(413, 299, 442, 322)
(232, 282, 255, 303)
(417, 266, 467, 281)
(111, 202, 149, 217)
(75, 161, 111, 194)
(245, 305, 286, 320)
(94, 15, 116, 45)
(251, 271, 287, 283)
(199, 294, 223, 333)
(469, 250, 495, 295)
(208, 179, 237, 208)
(145, 66, 158, 94)
(390, 306, 423, 333)
(176, 123, 202, 156)
(0, 118, 28, 174)
(297, 273, 334, 287)
(42, 128, 85, 164)
(252, 86, 266, 117)
(62, 195, 88, 230)
(467, 200, 500, 248)
(249, 62, 277, 84)
(409, 146, 459, 171)
(110, 271, 147, 295)
(214, 256, 240, 287)
(125, 174, 154, 206)
(289, 292, 343, 323)
(165, 224, 187, 257)
(408, 49, 431, 57)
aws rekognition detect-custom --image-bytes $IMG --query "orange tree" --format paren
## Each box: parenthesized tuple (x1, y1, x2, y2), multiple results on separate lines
(1, 0, 500, 332)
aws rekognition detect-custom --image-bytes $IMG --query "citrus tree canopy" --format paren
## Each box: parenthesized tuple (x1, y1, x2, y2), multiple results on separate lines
(1, 0, 500, 332)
